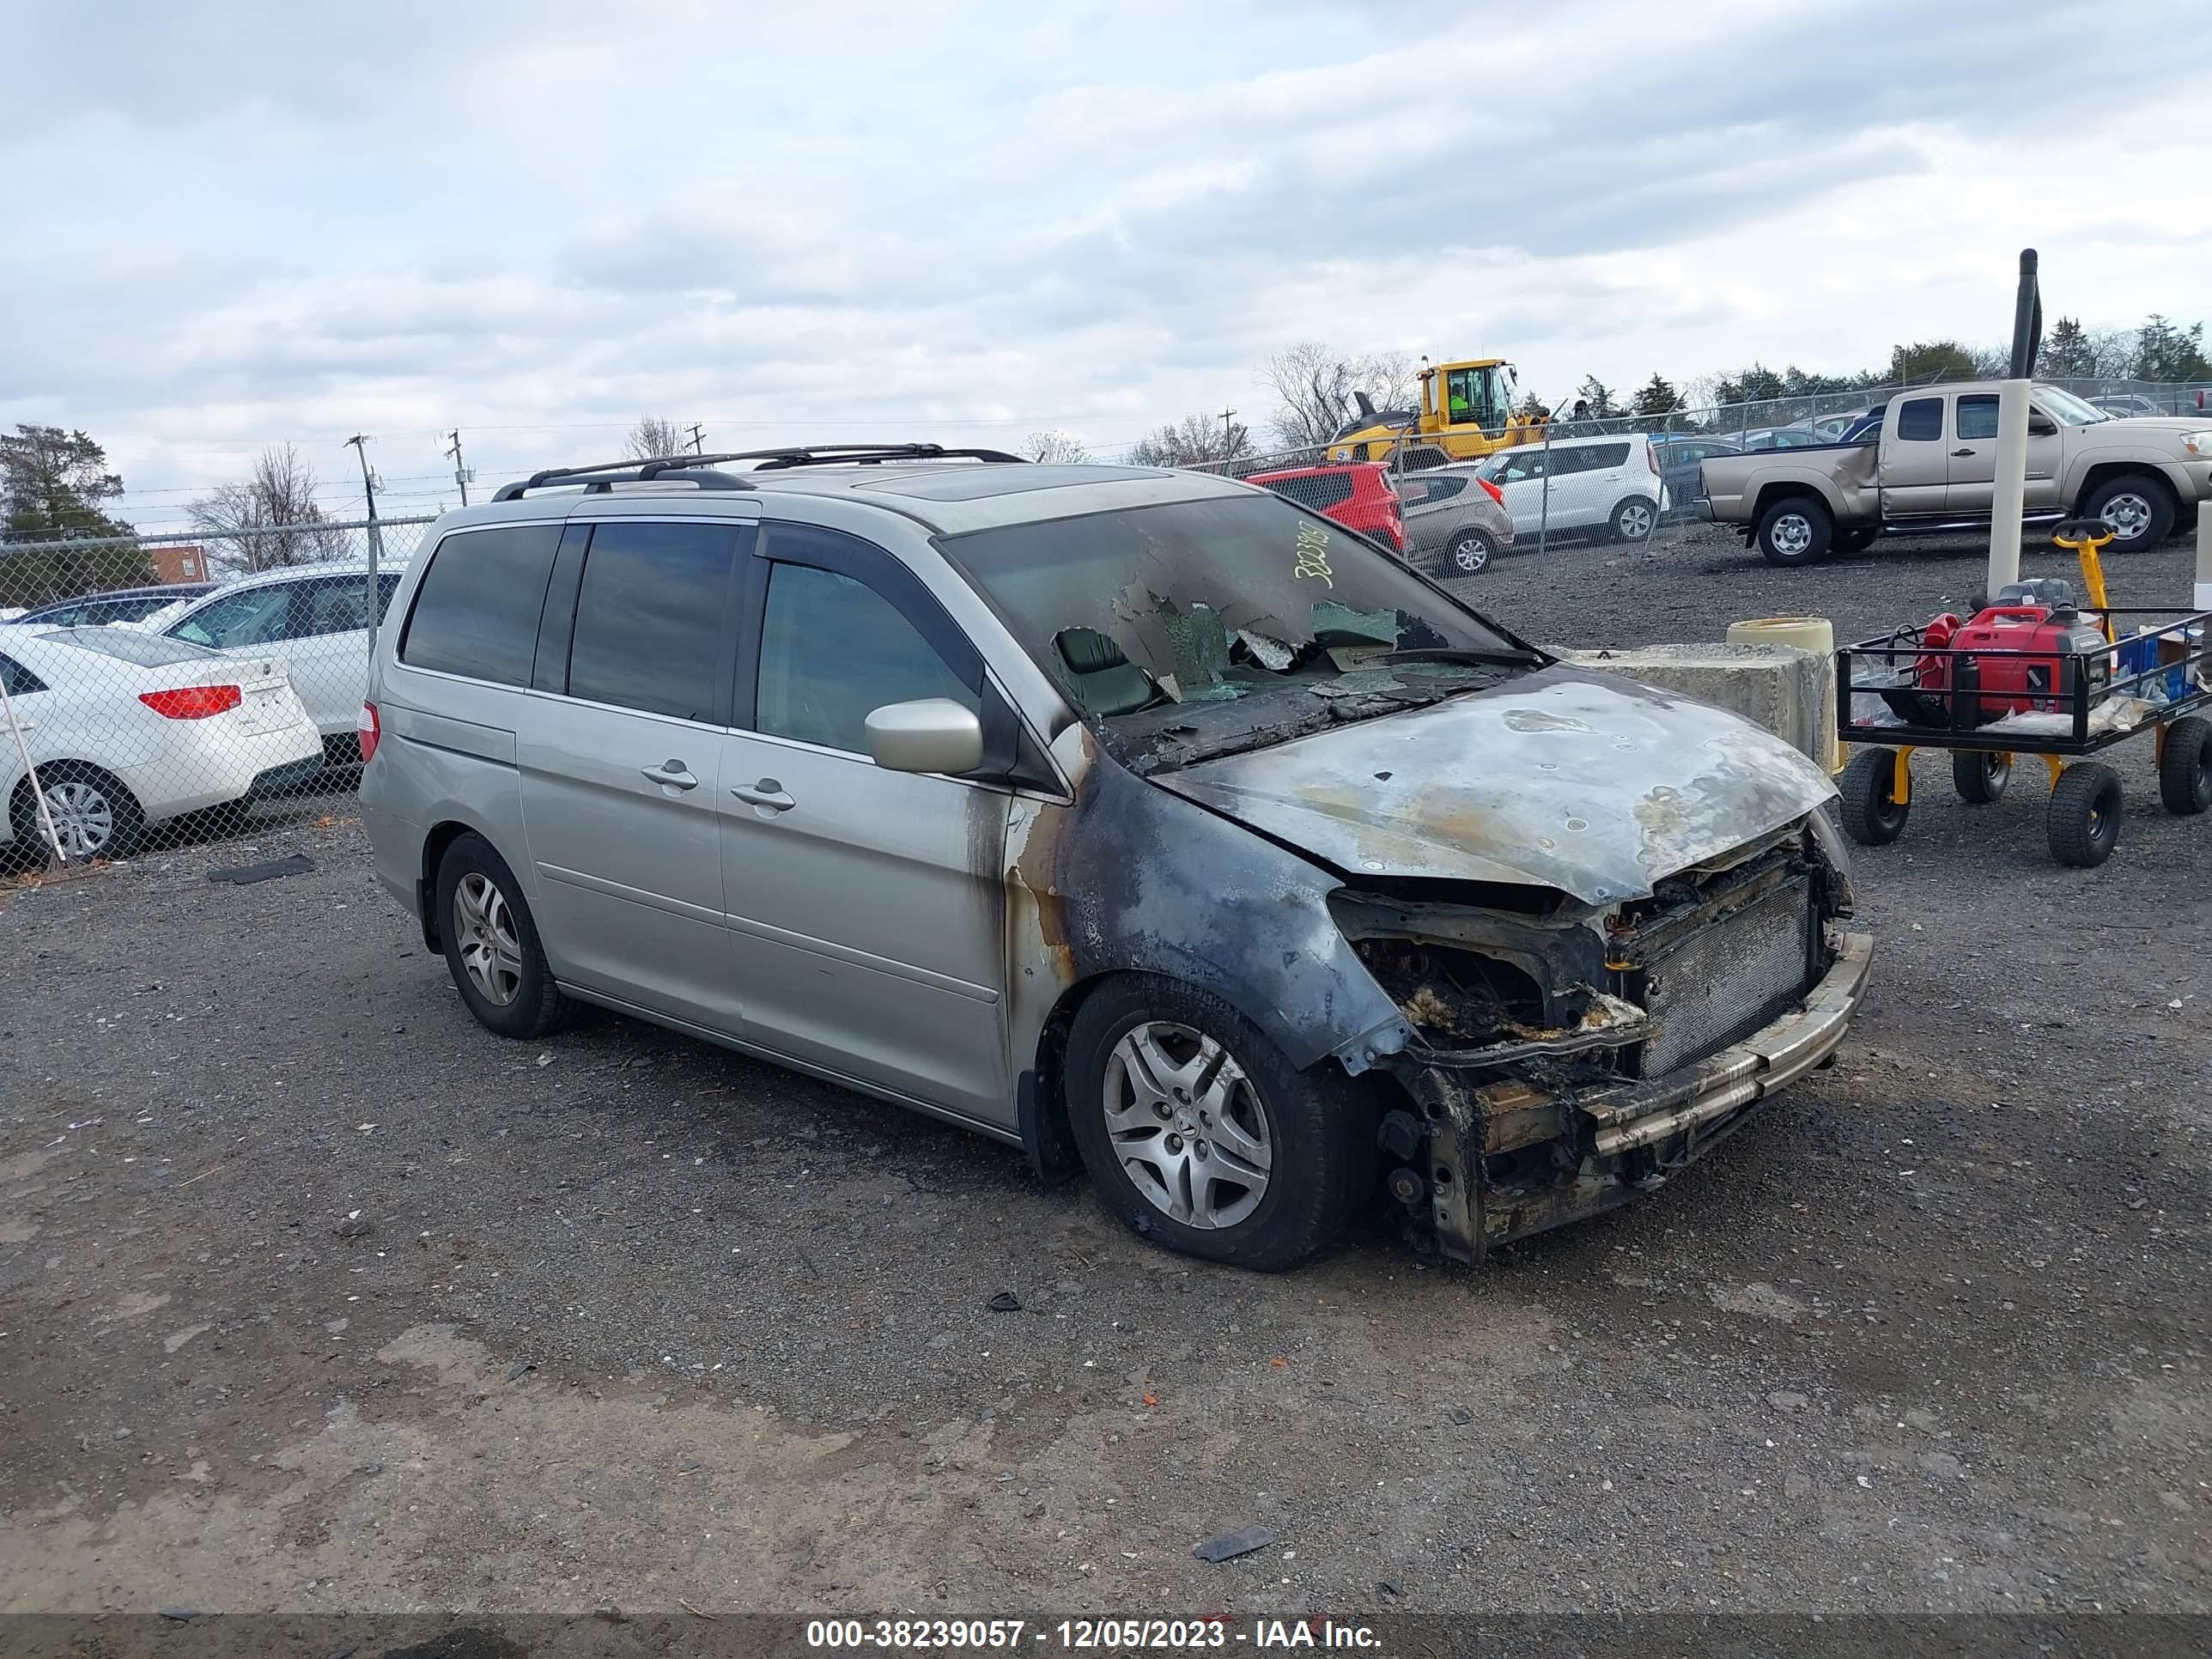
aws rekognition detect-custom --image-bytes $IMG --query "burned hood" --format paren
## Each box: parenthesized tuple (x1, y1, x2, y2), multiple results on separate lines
(1151, 665, 1836, 906)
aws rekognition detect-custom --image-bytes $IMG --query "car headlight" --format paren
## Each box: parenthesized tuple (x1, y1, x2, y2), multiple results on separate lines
(2183, 430, 2212, 459)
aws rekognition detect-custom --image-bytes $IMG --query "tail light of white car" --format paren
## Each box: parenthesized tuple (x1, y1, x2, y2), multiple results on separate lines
(358, 701, 381, 763)
(138, 684, 243, 720)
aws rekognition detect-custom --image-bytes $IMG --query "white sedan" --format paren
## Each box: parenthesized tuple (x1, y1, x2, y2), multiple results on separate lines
(0, 624, 323, 860)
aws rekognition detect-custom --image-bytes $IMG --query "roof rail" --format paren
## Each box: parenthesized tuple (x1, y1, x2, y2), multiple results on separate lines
(489, 443, 1027, 500)
(741, 443, 1029, 470)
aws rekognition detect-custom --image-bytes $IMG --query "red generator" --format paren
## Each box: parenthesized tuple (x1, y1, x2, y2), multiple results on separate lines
(1888, 580, 2112, 726)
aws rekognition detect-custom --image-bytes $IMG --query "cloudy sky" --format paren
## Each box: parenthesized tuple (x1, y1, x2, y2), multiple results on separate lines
(2, 0, 2206, 528)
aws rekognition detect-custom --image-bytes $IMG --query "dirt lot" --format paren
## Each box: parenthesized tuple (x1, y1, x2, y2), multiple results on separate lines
(3, 523, 2208, 1620)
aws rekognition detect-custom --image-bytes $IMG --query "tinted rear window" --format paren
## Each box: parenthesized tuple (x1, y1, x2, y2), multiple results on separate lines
(566, 521, 739, 721)
(400, 526, 562, 687)
(1896, 398, 1943, 441)
(1259, 473, 1355, 512)
(1559, 442, 1630, 473)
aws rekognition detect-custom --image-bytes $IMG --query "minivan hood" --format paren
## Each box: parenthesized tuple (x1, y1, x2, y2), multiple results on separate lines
(1151, 665, 1835, 906)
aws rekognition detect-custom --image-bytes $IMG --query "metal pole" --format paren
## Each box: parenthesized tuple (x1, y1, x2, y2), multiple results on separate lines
(446, 429, 470, 507)
(0, 669, 65, 863)
(1987, 249, 2042, 596)
(2197, 501, 2212, 613)
(346, 434, 384, 659)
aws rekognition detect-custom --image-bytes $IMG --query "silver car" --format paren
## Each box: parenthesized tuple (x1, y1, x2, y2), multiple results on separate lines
(1395, 467, 1516, 576)
(361, 446, 1870, 1271)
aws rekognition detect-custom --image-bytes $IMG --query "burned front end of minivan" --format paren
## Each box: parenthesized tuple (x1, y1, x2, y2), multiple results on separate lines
(1144, 662, 1872, 1265)
(1330, 805, 1867, 1261)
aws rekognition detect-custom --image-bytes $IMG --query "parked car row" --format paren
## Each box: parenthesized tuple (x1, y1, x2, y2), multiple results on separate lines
(1250, 434, 1670, 578)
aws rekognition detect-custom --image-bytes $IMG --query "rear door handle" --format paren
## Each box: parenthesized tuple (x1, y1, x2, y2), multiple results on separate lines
(641, 760, 699, 791)
(1951, 448, 1978, 458)
(732, 780, 795, 812)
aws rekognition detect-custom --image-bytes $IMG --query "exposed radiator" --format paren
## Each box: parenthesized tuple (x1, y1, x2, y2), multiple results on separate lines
(1640, 877, 1814, 1077)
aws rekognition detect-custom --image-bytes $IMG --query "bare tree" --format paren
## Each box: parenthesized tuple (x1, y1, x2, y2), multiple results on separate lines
(187, 444, 344, 573)
(1261, 343, 1419, 453)
(1127, 412, 1253, 470)
(626, 416, 690, 460)
(1024, 429, 1091, 465)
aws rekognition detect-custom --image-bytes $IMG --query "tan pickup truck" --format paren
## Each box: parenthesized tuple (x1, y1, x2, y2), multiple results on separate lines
(1699, 383, 2212, 566)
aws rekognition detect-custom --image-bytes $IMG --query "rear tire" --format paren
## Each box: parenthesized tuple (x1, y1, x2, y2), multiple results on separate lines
(2080, 474, 2176, 554)
(2047, 763, 2123, 867)
(1756, 496, 1834, 566)
(1607, 496, 1656, 544)
(1436, 526, 1495, 575)
(1838, 748, 1909, 845)
(434, 831, 571, 1039)
(9, 762, 145, 860)
(2157, 715, 2212, 815)
(1064, 975, 1377, 1272)
(1951, 750, 2010, 805)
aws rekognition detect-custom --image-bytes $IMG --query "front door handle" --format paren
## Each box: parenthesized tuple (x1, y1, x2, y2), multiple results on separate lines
(1951, 448, 1978, 458)
(732, 779, 795, 812)
(641, 760, 699, 791)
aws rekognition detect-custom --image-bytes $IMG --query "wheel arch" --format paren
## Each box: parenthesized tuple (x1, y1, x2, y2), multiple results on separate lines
(417, 816, 509, 951)
(2073, 461, 2181, 518)
(1750, 481, 1839, 526)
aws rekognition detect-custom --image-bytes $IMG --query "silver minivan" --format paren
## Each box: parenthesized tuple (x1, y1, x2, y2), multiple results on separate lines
(362, 446, 1869, 1271)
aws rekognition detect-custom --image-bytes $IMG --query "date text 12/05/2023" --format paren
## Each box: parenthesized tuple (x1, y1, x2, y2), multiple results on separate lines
(804, 1618, 1383, 1650)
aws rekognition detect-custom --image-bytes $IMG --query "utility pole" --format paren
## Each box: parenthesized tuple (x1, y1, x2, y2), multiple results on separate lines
(345, 434, 385, 660)
(1218, 406, 1237, 462)
(686, 423, 706, 455)
(445, 429, 473, 507)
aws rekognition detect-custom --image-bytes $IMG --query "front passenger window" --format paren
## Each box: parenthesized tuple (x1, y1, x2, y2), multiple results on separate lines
(756, 562, 978, 758)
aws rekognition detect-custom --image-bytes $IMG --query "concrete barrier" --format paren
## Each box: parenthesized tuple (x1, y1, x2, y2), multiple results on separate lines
(1550, 641, 1829, 768)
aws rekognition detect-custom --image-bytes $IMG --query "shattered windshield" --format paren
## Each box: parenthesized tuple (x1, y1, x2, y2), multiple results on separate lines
(940, 493, 1539, 772)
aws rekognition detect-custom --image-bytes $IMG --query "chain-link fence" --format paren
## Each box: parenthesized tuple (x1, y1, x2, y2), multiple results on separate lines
(0, 515, 435, 868)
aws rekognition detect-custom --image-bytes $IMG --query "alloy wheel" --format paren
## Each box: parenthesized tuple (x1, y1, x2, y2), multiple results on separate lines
(1102, 1021, 1272, 1230)
(453, 872, 525, 1007)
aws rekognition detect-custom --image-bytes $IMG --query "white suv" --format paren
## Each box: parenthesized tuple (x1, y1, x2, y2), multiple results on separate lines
(1479, 434, 1668, 544)
(137, 563, 404, 752)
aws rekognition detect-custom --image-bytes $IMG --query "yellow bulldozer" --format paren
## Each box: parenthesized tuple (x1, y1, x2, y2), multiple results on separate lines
(1323, 357, 1549, 470)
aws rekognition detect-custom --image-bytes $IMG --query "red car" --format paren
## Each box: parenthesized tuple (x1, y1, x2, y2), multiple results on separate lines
(1247, 462, 1405, 551)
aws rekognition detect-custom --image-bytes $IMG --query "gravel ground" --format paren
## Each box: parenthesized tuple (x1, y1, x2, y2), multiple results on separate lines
(2, 523, 2208, 1620)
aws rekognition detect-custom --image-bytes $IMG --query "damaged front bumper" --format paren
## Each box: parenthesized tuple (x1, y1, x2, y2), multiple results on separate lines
(1400, 929, 1873, 1263)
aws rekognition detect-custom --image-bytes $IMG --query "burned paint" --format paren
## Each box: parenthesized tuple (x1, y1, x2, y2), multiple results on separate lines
(1003, 726, 1412, 1095)
(1156, 665, 1836, 905)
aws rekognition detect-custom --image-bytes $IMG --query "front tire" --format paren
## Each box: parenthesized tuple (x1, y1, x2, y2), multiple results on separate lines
(9, 763, 144, 860)
(1838, 748, 1909, 845)
(2080, 474, 2176, 554)
(1755, 495, 1834, 566)
(2047, 763, 2123, 868)
(434, 831, 570, 1039)
(1064, 976, 1377, 1272)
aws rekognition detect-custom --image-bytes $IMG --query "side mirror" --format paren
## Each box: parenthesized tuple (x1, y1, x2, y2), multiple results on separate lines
(2027, 416, 2057, 436)
(865, 698, 983, 775)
